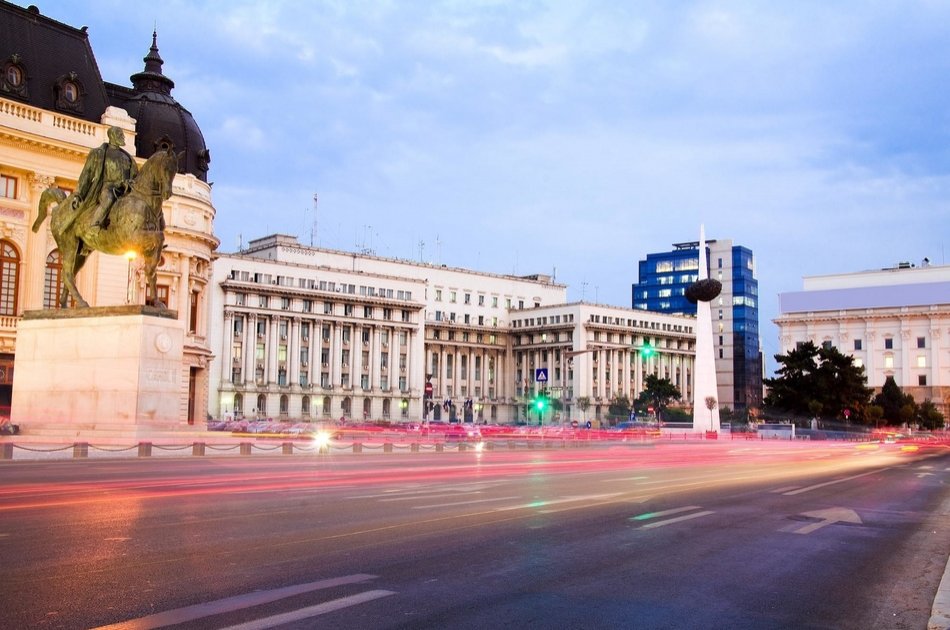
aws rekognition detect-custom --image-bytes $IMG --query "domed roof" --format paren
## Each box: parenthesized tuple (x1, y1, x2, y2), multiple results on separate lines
(110, 32, 210, 182)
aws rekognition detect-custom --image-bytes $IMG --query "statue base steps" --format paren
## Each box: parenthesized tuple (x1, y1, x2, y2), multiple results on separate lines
(11, 306, 190, 439)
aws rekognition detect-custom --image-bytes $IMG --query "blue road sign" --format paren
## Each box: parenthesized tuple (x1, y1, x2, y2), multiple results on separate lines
(535, 368, 548, 383)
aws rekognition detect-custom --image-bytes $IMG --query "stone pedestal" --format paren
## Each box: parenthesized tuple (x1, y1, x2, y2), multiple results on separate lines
(10, 306, 186, 437)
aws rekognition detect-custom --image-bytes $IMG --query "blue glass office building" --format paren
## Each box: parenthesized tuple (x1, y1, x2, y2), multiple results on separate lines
(633, 240, 762, 414)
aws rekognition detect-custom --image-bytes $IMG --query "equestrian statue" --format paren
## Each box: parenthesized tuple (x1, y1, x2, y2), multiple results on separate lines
(32, 126, 180, 309)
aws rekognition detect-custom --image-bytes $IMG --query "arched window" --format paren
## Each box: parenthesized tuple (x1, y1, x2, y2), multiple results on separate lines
(256, 394, 267, 418)
(362, 398, 371, 420)
(301, 395, 311, 417)
(43, 250, 64, 309)
(322, 396, 331, 417)
(382, 399, 391, 419)
(0, 240, 20, 316)
(341, 397, 351, 416)
(279, 394, 289, 415)
(234, 394, 244, 418)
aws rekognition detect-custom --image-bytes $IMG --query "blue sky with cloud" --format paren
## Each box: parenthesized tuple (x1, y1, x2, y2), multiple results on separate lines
(32, 1, 950, 372)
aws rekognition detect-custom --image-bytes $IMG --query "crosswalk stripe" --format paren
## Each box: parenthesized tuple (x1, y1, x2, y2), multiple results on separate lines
(92, 574, 379, 630)
(221, 590, 396, 630)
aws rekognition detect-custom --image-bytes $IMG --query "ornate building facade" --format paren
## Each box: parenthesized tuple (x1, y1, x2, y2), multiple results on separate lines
(775, 261, 950, 418)
(0, 2, 218, 423)
(208, 235, 697, 425)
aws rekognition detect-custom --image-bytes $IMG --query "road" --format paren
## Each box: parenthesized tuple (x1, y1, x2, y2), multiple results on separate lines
(1, 440, 948, 629)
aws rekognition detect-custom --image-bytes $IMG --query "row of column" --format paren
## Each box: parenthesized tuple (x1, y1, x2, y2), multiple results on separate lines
(222, 312, 418, 395)
(427, 344, 506, 402)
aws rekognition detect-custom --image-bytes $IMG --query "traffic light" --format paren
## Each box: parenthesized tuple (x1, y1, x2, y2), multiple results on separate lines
(535, 396, 546, 411)
(642, 343, 654, 358)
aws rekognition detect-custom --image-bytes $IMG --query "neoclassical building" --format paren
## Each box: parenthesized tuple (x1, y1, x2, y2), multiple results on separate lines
(0, 3, 218, 423)
(208, 234, 697, 425)
(775, 261, 950, 417)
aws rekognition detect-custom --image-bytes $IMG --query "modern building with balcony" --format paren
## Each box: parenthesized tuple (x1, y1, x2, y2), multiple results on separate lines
(632, 239, 762, 414)
(775, 260, 950, 418)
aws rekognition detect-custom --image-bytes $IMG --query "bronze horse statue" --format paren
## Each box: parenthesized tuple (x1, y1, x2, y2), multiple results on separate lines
(32, 148, 180, 308)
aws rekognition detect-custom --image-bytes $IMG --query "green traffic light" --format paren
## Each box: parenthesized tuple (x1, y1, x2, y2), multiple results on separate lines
(536, 399, 545, 411)
(642, 344, 654, 357)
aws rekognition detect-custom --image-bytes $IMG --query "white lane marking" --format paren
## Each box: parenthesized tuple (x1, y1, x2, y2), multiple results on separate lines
(380, 492, 480, 502)
(493, 493, 624, 512)
(782, 469, 885, 495)
(631, 506, 702, 521)
(770, 485, 801, 494)
(221, 590, 396, 630)
(411, 496, 521, 509)
(91, 574, 378, 630)
(639, 511, 715, 529)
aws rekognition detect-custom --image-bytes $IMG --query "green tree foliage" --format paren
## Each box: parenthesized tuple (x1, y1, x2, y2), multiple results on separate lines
(638, 374, 682, 421)
(917, 400, 945, 430)
(764, 341, 873, 422)
(608, 395, 632, 421)
(866, 405, 884, 427)
(873, 376, 915, 423)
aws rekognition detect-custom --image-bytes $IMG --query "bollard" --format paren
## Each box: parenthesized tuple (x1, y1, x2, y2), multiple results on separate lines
(73, 442, 88, 458)
(193, 442, 206, 456)
(436, 443, 444, 453)
(282, 442, 294, 455)
(1, 443, 12, 459)
(137, 442, 152, 457)
(383, 442, 393, 453)
(240, 442, 252, 456)
(353, 442, 362, 453)
(411, 443, 419, 453)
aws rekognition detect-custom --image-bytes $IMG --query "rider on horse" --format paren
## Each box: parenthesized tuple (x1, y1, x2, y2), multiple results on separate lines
(71, 126, 138, 231)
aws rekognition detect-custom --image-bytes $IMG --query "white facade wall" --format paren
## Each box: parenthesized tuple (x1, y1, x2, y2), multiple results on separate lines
(775, 264, 950, 417)
(208, 235, 697, 425)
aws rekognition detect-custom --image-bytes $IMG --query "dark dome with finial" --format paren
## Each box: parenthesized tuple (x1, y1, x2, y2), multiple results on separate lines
(106, 31, 211, 182)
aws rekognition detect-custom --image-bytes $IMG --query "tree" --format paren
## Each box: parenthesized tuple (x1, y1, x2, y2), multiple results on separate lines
(608, 395, 632, 423)
(866, 404, 884, 428)
(704, 396, 717, 427)
(638, 374, 681, 422)
(917, 400, 945, 430)
(576, 397, 591, 423)
(764, 342, 873, 422)
(873, 376, 916, 424)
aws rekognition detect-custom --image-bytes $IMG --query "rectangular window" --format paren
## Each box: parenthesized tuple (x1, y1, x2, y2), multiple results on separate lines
(917, 356, 927, 368)
(919, 374, 928, 386)
(854, 339, 862, 351)
(884, 337, 893, 350)
(0, 174, 17, 199)
(884, 355, 894, 368)
(917, 337, 926, 349)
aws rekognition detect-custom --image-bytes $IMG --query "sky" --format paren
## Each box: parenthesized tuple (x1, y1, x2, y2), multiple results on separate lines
(29, 1, 950, 373)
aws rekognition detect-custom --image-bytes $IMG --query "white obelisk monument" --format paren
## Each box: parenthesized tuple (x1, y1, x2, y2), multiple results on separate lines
(692, 225, 720, 432)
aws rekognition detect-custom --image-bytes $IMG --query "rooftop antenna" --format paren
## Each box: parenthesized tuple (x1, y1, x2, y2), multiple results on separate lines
(237, 233, 243, 252)
(581, 281, 588, 301)
(359, 225, 375, 255)
(435, 234, 442, 265)
(310, 193, 318, 246)
(418, 240, 425, 263)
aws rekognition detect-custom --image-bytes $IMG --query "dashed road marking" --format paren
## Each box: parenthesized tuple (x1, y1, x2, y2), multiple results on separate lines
(631, 506, 715, 529)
